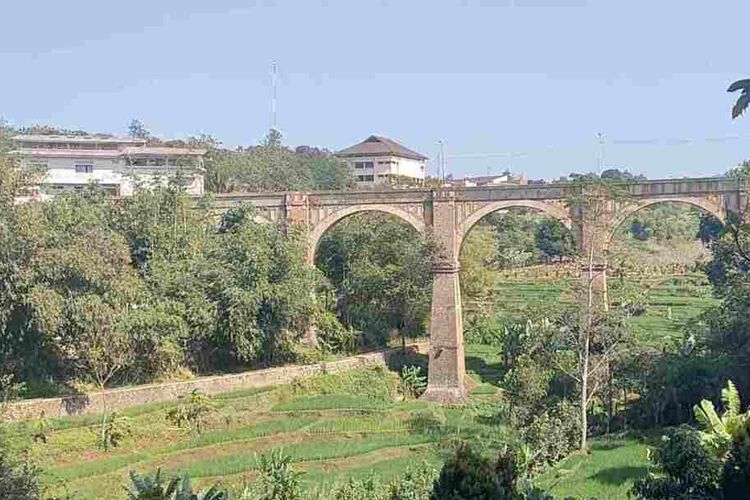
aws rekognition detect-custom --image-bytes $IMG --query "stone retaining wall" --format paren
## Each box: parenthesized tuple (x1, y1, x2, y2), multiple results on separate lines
(3, 343, 429, 422)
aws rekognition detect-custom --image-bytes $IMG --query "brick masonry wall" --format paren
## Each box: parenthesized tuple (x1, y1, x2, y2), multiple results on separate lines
(2, 343, 430, 422)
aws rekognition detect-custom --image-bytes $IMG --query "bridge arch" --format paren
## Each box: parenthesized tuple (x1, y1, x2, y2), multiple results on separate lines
(458, 199, 573, 253)
(607, 196, 725, 250)
(307, 204, 426, 264)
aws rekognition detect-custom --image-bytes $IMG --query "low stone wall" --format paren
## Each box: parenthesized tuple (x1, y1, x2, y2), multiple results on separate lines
(3, 343, 429, 422)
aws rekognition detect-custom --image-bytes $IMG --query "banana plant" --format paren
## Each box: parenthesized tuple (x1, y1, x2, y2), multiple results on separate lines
(126, 468, 228, 500)
(693, 380, 749, 458)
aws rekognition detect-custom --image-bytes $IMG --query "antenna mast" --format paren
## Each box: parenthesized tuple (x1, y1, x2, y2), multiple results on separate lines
(271, 61, 278, 130)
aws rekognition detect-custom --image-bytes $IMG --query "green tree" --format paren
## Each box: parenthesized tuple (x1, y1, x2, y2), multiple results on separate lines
(315, 213, 434, 347)
(127, 119, 150, 140)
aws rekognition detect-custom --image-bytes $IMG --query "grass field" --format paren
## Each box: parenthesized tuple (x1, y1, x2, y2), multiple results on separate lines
(535, 435, 651, 499)
(490, 272, 716, 347)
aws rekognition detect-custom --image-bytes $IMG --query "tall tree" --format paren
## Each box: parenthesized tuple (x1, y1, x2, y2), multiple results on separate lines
(127, 119, 150, 140)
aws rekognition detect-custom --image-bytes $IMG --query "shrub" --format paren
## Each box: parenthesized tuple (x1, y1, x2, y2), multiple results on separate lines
(316, 311, 357, 354)
(400, 365, 427, 399)
(254, 450, 303, 500)
(631, 426, 722, 499)
(430, 443, 514, 500)
(722, 437, 750, 498)
(521, 401, 580, 467)
(387, 464, 438, 500)
(98, 411, 131, 451)
(119, 304, 187, 382)
(463, 315, 502, 346)
(409, 407, 447, 435)
(286, 365, 400, 401)
(0, 452, 40, 500)
(166, 389, 216, 435)
(332, 475, 383, 500)
(125, 468, 227, 499)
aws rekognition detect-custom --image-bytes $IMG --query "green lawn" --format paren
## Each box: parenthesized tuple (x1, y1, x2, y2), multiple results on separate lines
(535, 435, 651, 499)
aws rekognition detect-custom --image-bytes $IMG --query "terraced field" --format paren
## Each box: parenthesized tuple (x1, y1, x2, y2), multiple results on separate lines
(490, 272, 716, 346)
(5, 345, 508, 499)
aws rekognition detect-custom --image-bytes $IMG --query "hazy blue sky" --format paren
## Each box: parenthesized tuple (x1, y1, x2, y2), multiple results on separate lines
(1, 0, 749, 180)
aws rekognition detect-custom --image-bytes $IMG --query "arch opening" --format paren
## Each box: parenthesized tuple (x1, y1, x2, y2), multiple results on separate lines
(458, 204, 578, 324)
(607, 200, 722, 330)
(308, 205, 425, 265)
(311, 207, 431, 350)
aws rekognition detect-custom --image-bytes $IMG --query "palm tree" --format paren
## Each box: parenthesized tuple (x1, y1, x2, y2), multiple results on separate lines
(728, 79, 750, 119)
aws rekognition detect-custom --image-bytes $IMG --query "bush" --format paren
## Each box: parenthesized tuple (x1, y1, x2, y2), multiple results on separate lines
(409, 407, 447, 434)
(165, 389, 216, 435)
(331, 475, 383, 500)
(254, 450, 303, 500)
(286, 365, 400, 401)
(387, 464, 438, 500)
(0, 452, 40, 500)
(521, 401, 580, 467)
(98, 411, 131, 451)
(430, 444, 517, 500)
(400, 365, 427, 399)
(125, 468, 227, 499)
(631, 426, 722, 499)
(316, 311, 357, 354)
(722, 437, 750, 498)
(119, 304, 187, 382)
(463, 315, 502, 346)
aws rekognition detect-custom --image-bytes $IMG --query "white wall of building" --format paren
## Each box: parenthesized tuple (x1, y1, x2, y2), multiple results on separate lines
(345, 155, 427, 184)
(17, 148, 204, 196)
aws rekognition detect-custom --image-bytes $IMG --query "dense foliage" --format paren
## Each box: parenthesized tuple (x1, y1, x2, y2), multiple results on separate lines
(315, 212, 435, 347)
(0, 186, 335, 395)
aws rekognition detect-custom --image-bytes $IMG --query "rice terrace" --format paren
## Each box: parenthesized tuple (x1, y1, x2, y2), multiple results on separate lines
(3, 1, 750, 498)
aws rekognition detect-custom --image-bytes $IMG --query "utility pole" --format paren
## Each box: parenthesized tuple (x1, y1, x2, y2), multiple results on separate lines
(271, 61, 278, 131)
(437, 140, 446, 184)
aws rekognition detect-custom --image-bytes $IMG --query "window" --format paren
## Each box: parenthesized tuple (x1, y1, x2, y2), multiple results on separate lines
(75, 164, 94, 173)
(356, 175, 375, 182)
(354, 161, 373, 169)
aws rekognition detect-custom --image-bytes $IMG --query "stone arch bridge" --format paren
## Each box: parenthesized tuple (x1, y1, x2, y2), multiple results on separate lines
(210, 177, 746, 403)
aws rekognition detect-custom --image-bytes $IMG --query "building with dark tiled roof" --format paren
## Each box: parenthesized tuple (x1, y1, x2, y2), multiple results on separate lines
(335, 135, 427, 185)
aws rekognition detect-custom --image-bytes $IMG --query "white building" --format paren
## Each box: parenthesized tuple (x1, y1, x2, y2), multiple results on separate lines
(449, 172, 527, 187)
(335, 135, 427, 185)
(11, 134, 206, 198)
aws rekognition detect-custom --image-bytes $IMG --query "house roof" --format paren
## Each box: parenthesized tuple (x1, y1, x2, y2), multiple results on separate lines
(122, 146, 206, 156)
(335, 135, 428, 161)
(12, 134, 144, 145)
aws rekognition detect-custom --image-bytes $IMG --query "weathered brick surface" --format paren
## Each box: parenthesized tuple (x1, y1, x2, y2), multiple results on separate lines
(3, 343, 429, 422)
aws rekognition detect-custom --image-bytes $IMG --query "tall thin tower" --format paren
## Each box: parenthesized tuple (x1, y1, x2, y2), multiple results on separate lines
(271, 61, 278, 131)
(596, 131, 605, 175)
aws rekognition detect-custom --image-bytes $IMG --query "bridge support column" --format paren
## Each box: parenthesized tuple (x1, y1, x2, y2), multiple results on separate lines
(422, 261, 467, 403)
(580, 262, 608, 311)
(422, 191, 467, 404)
